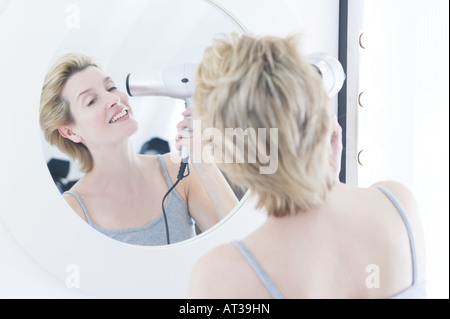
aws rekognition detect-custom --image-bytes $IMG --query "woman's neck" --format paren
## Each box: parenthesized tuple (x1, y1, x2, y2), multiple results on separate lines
(264, 182, 348, 227)
(84, 140, 145, 194)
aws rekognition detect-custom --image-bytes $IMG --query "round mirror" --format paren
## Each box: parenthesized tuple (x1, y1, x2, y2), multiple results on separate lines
(0, 0, 266, 298)
(41, 0, 247, 246)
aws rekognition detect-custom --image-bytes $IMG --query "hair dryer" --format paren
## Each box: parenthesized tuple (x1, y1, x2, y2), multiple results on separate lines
(126, 63, 197, 161)
(306, 53, 346, 97)
(126, 63, 197, 104)
(126, 53, 345, 100)
(125, 54, 345, 160)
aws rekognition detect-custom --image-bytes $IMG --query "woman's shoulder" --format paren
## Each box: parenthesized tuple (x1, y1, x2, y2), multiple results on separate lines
(138, 152, 181, 173)
(371, 180, 413, 196)
(190, 243, 240, 277)
(363, 180, 422, 246)
(139, 152, 191, 198)
(189, 242, 251, 298)
(62, 186, 89, 223)
(369, 180, 426, 283)
(370, 180, 419, 218)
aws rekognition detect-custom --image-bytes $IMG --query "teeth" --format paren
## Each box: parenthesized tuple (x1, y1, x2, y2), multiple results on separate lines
(111, 109, 127, 123)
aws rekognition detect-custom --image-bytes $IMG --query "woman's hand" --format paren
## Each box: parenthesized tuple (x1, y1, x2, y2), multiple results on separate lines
(175, 107, 194, 160)
(175, 107, 215, 168)
(174, 107, 238, 225)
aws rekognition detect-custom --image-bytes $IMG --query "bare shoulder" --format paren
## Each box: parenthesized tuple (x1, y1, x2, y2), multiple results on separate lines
(371, 180, 419, 217)
(62, 192, 88, 223)
(371, 180, 426, 282)
(156, 152, 185, 182)
(139, 152, 183, 184)
(159, 152, 180, 168)
(159, 152, 200, 180)
(189, 243, 250, 299)
(158, 152, 208, 198)
(369, 180, 422, 239)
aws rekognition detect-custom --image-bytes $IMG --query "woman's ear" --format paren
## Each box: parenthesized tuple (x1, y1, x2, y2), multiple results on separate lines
(330, 114, 343, 180)
(58, 126, 82, 143)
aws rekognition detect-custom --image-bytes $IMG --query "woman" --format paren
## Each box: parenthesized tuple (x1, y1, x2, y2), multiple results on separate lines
(39, 53, 238, 246)
(188, 34, 426, 298)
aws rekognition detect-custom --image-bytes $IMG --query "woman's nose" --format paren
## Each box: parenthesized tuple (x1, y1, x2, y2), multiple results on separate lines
(106, 92, 120, 109)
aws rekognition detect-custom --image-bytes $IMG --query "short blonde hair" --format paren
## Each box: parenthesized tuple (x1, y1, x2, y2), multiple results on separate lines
(40, 53, 101, 173)
(194, 33, 336, 217)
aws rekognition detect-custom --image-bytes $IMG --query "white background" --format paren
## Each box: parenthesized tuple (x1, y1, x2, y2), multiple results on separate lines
(357, 0, 449, 298)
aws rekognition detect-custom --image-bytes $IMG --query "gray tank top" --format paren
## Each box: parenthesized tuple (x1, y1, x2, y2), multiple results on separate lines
(232, 185, 427, 299)
(64, 155, 196, 246)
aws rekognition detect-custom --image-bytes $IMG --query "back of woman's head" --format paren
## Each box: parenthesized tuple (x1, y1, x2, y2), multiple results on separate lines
(194, 33, 336, 217)
(40, 53, 100, 173)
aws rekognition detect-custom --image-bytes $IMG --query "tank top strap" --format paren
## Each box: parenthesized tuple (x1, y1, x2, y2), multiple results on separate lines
(63, 191, 96, 226)
(232, 240, 283, 299)
(156, 154, 188, 209)
(373, 185, 419, 285)
(156, 154, 173, 188)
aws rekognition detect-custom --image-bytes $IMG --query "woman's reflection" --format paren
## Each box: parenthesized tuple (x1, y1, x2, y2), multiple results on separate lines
(39, 53, 238, 246)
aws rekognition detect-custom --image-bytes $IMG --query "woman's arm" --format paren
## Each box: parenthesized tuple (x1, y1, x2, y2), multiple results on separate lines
(162, 151, 238, 232)
(185, 161, 239, 231)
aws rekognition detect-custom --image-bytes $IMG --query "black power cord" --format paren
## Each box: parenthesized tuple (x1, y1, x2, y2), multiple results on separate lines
(161, 160, 190, 245)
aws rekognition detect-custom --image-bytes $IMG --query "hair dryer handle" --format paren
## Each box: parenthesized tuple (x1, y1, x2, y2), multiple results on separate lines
(179, 101, 192, 163)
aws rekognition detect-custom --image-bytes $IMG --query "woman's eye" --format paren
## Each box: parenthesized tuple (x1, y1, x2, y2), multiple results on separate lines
(87, 99, 96, 106)
(108, 87, 117, 92)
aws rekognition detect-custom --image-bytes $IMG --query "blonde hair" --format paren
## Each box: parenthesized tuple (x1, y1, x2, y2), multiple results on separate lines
(40, 53, 101, 173)
(194, 33, 336, 217)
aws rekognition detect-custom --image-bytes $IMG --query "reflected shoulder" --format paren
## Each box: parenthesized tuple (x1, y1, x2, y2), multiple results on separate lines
(140, 152, 182, 179)
(62, 192, 88, 223)
(159, 152, 182, 173)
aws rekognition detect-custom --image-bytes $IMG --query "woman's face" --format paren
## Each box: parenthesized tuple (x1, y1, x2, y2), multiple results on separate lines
(60, 66, 138, 148)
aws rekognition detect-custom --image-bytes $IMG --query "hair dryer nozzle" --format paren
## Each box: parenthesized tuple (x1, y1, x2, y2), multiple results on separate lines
(126, 70, 168, 97)
(126, 64, 197, 100)
(307, 53, 346, 97)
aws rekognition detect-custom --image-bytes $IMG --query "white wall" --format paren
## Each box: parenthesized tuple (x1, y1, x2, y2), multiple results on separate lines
(355, 0, 449, 298)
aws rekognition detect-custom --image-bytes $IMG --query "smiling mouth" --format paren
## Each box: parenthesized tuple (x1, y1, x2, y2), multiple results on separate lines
(110, 109, 128, 123)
